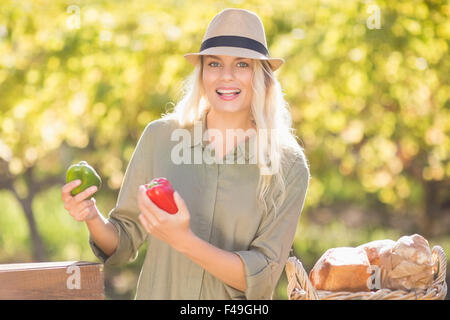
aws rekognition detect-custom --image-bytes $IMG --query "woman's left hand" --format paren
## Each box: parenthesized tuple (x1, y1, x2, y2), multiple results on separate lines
(137, 185, 193, 251)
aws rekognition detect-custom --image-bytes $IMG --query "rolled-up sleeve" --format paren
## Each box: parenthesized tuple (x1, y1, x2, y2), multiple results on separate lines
(89, 121, 158, 266)
(235, 155, 310, 299)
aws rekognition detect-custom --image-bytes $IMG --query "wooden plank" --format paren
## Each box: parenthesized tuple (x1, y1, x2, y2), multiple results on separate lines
(0, 261, 105, 300)
(0, 261, 95, 271)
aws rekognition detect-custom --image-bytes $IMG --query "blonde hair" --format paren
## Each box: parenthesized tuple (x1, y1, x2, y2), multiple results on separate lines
(162, 56, 303, 217)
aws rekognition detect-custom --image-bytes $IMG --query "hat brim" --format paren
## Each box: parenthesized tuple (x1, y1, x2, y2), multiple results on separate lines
(184, 46, 284, 71)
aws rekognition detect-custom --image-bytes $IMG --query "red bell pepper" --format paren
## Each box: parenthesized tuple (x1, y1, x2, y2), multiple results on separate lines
(145, 177, 178, 214)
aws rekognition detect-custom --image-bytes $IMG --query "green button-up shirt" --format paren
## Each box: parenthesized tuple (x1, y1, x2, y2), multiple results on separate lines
(89, 112, 310, 300)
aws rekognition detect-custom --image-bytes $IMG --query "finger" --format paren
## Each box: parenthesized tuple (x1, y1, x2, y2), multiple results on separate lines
(139, 214, 153, 234)
(76, 203, 97, 221)
(138, 186, 167, 222)
(139, 203, 159, 228)
(65, 196, 92, 212)
(73, 185, 98, 203)
(62, 179, 81, 194)
(173, 191, 186, 214)
(72, 199, 96, 216)
(67, 200, 93, 220)
(61, 180, 81, 202)
(137, 186, 151, 215)
(75, 206, 92, 221)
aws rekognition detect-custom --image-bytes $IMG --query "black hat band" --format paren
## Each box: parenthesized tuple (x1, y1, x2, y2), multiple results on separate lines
(200, 35, 269, 57)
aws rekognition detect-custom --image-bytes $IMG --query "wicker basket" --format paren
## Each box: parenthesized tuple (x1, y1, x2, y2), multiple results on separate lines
(285, 245, 447, 300)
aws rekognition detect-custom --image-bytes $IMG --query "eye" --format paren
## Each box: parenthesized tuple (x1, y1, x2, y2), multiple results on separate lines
(208, 62, 220, 67)
(237, 62, 249, 67)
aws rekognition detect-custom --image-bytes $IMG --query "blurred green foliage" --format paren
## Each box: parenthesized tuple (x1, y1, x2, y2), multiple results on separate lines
(0, 0, 448, 299)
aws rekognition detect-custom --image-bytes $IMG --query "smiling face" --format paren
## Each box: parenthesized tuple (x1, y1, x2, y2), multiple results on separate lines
(202, 55, 254, 114)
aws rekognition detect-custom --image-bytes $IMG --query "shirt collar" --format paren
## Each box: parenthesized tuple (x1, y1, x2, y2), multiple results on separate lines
(186, 111, 257, 163)
(188, 111, 208, 149)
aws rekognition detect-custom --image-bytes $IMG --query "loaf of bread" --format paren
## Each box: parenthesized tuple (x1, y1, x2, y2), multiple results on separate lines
(357, 239, 396, 266)
(380, 234, 435, 290)
(309, 247, 372, 292)
(393, 234, 432, 265)
(309, 234, 435, 292)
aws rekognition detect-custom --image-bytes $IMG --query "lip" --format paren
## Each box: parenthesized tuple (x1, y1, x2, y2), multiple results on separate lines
(216, 86, 241, 91)
(216, 88, 241, 101)
(217, 92, 240, 101)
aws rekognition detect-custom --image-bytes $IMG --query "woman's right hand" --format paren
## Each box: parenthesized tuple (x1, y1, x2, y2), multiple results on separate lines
(62, 180, 100, 222)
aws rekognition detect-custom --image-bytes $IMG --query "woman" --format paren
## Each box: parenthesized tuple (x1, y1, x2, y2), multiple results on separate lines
(61, 8, 310, 299)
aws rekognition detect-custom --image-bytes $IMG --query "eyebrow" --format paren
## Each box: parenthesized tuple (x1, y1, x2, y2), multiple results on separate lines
(205, 55, 249, 61)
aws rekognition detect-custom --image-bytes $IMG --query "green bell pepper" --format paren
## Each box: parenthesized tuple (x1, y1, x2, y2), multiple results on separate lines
(66, 161, 102, 196)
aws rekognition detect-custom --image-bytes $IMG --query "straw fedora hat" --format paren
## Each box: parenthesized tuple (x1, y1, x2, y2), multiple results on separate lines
(184, 8, 284, 71)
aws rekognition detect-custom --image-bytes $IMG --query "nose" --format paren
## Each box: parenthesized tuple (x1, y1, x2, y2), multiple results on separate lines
(219, 64, 235, 81)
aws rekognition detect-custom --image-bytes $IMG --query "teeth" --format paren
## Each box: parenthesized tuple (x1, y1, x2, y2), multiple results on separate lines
(217, 89, 241, 94)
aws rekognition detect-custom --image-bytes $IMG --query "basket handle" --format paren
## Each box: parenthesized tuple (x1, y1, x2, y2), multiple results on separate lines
(285, 256, 319, 300)
(431, 245, 447, 286)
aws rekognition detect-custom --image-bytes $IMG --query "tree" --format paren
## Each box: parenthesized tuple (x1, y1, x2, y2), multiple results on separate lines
(0, 0, 448, 298)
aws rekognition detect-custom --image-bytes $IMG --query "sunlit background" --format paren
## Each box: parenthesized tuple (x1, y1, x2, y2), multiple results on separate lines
(0, 0, 449, 299)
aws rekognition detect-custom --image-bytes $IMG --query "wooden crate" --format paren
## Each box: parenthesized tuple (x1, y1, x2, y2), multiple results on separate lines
(0, 261, 104, 300)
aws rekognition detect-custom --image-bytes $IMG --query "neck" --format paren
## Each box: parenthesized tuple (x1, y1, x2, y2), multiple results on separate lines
(204, 108, 256, 158)
(205, 108, 255, 134)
